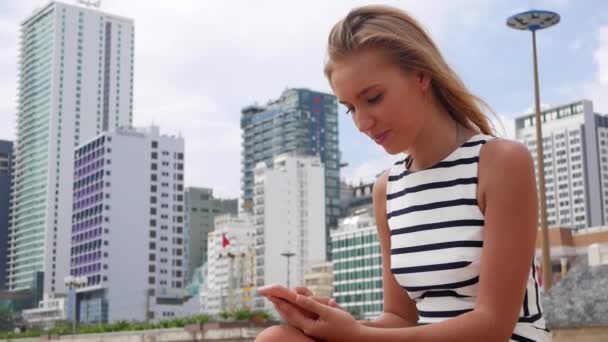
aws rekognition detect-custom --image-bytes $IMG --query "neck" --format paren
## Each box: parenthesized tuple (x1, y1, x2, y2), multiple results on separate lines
(406, 110, 474, 172)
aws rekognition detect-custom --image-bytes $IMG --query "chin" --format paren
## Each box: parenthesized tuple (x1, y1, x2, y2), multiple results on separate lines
(383, 144, 404, 155)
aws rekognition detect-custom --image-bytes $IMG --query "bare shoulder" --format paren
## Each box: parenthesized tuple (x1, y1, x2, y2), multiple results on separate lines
(480, 137, 533, 169)
(373, 169, 390, 200)
(478, 138, 535, 210)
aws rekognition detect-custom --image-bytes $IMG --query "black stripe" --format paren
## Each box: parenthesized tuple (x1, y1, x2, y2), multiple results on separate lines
(392, 261, 471, 274)
(387, 156, 480, 182)
(518, 313, 543, 324)
(391, 219, 484, 236)
(461, 140, 486, 148)
(391, 240, 483, 255)
(395, 158, 407, 165)
(429, 156, 480, 170)
(532, 262, 542, 316)
(388, 170, 411, 181)
(387, 177, 478, 200)
(511, 333, 536, 342)
(418, 308, 473, 318)
(531, 326, 550, 333)
(523, 289, 530, 317)
(387, 198, 478, 219)
(403, 276, 479, 292)
(417, 290, 472, 299)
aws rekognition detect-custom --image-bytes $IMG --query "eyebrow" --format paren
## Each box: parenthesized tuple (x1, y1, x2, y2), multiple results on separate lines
(338, 84, 381, 105)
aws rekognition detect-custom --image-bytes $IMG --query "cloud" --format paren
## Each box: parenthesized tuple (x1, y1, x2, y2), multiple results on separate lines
(0, 0, 493, 199)
(557, 25, 608, 114)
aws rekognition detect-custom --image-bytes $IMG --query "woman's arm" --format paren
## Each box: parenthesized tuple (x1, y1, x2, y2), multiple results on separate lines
(355, 139, 539, 341)
(362, 171, 419, 328)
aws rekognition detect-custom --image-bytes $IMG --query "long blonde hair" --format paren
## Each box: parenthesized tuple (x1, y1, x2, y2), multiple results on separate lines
(325, 5, 495, 135)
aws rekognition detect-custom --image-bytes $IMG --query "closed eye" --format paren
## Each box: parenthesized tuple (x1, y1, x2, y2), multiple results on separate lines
(368, 93, 383, 104)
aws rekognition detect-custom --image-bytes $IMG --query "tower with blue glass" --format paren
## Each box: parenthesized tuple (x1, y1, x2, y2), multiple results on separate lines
(241, 88, 340, 259)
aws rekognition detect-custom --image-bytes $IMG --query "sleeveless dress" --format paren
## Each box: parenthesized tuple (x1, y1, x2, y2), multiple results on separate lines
(385, 133, 551, 342)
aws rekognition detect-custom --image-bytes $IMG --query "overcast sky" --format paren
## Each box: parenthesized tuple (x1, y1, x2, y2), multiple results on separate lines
(1, 0, 607, 198)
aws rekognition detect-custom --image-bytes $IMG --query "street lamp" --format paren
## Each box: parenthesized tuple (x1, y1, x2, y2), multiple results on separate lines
(64, 276, 88, 335)
(507, 10, 560, 291)
(280, 252, 296, 289)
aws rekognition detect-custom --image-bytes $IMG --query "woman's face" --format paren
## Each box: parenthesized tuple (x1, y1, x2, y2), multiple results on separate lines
(329, 49, 431, 155)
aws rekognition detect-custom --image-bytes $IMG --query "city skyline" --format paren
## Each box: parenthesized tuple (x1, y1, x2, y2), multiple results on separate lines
(1, 0, 607, 199)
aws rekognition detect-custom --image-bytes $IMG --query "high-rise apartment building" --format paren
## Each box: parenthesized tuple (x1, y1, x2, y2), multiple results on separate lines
(252, 154, 326, 311)
(241, 88, 339, 258)
(70, 126, 185, 323)
(515, 100, 608, 229)
(8, 1, 134, 295)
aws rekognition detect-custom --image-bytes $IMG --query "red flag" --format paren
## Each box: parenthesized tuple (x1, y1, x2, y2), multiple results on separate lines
(222, 233, 230, 248)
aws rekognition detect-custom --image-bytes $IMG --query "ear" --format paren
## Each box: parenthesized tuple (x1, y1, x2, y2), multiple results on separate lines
(416, 70, 432, 92)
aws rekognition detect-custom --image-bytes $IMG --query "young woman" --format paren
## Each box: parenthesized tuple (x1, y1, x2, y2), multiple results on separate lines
(256, 5, 550, 342)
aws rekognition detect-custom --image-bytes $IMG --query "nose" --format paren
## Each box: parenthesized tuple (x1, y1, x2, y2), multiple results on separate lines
(353, 109, 375, 134)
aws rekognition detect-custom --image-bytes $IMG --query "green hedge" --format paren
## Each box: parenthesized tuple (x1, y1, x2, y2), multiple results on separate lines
(0, 310, 272, 339)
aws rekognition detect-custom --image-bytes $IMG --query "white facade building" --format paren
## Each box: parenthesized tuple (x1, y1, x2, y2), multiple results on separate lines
(21, 294, 68, 329)
(253, 154, 326, 311)
(70, 126, 185, 323)
(201, 214, 255, 315)
(8, 1, 134, 295)
(515, 99, 608, 229)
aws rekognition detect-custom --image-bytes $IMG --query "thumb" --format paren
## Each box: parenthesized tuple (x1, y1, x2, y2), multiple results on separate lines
(295, 294, 331, 317)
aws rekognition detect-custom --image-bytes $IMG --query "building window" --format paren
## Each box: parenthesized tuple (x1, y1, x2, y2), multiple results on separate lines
(152, 141, 158, 148)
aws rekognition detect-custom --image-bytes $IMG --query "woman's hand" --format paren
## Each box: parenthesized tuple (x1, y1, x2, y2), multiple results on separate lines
(258, 284, 344, 323)
(270, 294, 362, 342)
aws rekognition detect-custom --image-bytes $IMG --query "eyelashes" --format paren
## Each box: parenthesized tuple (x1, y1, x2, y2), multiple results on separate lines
(344, 93, 384, 115)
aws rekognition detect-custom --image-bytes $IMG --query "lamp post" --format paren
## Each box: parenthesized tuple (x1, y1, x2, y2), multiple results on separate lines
(507, 10, 560, 291)
(64, 276, 87, 335)
(280, 252, 296, 289)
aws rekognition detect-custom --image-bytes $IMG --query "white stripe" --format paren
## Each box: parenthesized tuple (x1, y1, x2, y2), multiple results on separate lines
(391, 226, 483, 248)
(387, 182, 477, 209)
(393, 260, 481, 287)
(388, 205, 484, 228)
(391, 247, 482, 270)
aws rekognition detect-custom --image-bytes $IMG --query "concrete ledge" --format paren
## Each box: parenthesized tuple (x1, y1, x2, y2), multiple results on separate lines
(2, 322, 279, 342)
(551, 327, 608, 342)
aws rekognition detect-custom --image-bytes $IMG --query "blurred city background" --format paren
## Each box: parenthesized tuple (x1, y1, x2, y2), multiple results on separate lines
(0, 0, 607, 341)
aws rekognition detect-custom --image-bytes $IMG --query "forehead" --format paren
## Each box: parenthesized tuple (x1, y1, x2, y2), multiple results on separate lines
(329, 50, 399, 101)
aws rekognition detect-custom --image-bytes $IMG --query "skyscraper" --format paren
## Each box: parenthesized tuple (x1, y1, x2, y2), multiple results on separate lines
(0, 140, 13, 290)
(8, 2, 134, 295)
(71, 126, 185, 323)
(515, 99, 608, 229)
(253, 154, 326, 312)
(184, 187, 237, 283)
(241, 88, 339, 258)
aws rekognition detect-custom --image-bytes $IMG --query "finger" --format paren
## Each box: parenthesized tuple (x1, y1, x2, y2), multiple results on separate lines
(295, 294, 332, 318)
(328, 299, 345, 311)
(270, 296, 318, 320)
(274, 296, 317, 330)
(293, 286, 313, 296)
(311, 296, 331, 305)
(268, 297, 290, 321)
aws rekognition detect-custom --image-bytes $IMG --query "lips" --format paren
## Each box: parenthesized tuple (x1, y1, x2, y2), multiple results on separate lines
(373, 130, 390, 144)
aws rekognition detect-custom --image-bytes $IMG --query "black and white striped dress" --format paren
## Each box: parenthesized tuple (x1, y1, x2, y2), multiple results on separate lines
(386, 134, 550, 342)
